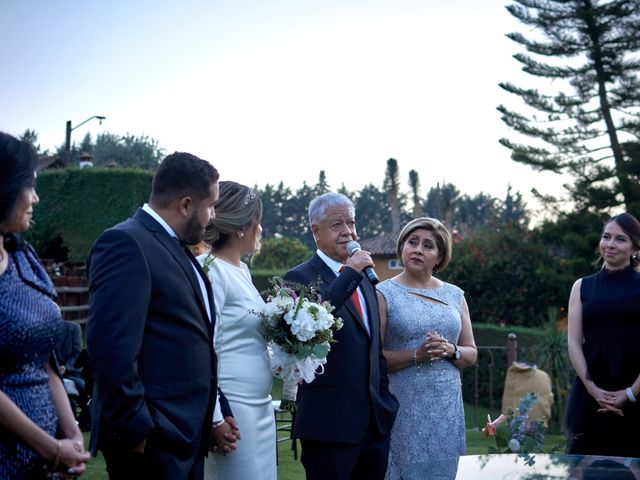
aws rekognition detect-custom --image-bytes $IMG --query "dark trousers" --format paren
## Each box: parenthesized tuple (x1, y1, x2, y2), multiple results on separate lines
(300, 421, 390, 480)
(100, 433, 204, 480)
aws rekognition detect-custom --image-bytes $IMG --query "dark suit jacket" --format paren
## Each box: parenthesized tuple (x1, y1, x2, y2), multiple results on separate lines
(87, 209, 224, 476)
(55, 320, 83, 375)
(284, 253, 398, 443)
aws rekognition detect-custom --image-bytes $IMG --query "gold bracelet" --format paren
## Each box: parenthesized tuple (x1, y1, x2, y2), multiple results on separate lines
(51, 440, 61, 471)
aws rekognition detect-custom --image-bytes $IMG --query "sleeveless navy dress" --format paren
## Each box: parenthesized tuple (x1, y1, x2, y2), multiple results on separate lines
(566, 265, 640, 457)
(0, 244, 62, 479)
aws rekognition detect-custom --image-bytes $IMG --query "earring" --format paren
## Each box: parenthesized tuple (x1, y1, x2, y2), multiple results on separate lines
(237, 231, 244, 239)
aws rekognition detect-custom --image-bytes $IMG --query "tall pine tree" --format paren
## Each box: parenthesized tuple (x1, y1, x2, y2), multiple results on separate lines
(383, 158, 403, 232)
(498, 0, 640, 212)
(408, 169, 422, 218)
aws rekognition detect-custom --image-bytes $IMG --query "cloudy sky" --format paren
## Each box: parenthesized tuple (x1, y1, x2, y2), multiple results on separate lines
(1, 0, 571, 211)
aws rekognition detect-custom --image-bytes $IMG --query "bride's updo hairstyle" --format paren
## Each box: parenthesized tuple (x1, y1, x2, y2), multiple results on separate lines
(204, 181, 263, 253)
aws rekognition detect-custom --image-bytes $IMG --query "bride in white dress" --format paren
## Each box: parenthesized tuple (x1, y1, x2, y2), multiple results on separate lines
(198, 181, 276, 480)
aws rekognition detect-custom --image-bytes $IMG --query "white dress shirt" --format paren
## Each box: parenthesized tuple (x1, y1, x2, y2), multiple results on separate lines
(316, 249, 370, 334)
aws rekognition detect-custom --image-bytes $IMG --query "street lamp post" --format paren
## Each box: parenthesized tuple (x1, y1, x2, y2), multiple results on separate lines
(64, 115, 106, 166)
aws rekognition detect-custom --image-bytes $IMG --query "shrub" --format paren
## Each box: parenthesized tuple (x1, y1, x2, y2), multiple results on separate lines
(250, 269, 286, 297)
(252, 237, 312, 270)
(442, 223, 570, 327)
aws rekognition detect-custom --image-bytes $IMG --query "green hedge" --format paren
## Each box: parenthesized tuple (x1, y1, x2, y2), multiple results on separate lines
(26, 168, 153, 262)
(249, 269, 286, 297)
(472, 322, 545, 348)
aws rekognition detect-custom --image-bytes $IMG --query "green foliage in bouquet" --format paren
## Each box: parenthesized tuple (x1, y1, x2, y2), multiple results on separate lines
(483, 392, 548, 467)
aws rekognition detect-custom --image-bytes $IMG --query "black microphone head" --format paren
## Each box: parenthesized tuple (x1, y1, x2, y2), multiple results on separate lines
(365, 267, 380, 285)
(346, 240, 361, 257)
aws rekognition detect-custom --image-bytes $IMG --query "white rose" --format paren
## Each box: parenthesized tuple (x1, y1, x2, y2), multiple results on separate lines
(276, 293, 295, 310)
(262, 300, 283, 319)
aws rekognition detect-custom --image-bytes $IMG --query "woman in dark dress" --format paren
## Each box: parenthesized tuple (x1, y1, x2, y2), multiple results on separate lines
(566, 212, 640, 456)
(0, 132, 90, 478)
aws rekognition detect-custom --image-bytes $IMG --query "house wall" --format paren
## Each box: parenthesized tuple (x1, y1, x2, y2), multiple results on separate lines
(372, 255, 403, 282)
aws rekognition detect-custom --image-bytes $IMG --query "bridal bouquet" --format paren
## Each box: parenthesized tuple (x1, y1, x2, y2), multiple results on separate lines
(254, 276, 343, 411)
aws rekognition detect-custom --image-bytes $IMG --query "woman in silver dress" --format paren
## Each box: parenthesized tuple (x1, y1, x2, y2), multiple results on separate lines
(377, 217, 477, 479)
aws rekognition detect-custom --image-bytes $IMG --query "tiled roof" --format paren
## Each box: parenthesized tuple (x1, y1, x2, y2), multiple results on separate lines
(37, 154, 64, 170)
(359, 231, 399, 257)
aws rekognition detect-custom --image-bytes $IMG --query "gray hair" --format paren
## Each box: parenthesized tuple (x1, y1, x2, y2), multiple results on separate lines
(308, 192, 355, 226)
(205, 181, 262, 251)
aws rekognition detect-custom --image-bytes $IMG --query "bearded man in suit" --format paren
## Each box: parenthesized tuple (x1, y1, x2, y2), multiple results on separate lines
(283, 192, 399, 480)
(87, 152, 239, 479)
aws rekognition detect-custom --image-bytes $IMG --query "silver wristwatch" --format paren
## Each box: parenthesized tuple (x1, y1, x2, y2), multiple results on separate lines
(451, 343, 461, 361)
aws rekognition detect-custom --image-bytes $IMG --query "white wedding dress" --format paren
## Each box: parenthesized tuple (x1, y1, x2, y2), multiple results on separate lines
(199, 255, 276, 480)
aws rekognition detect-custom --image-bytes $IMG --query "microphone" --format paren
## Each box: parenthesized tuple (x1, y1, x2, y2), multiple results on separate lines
(346, 240, 379, 285)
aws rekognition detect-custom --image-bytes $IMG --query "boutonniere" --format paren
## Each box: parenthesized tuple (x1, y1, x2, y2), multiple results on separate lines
(202, 254, 216, 275)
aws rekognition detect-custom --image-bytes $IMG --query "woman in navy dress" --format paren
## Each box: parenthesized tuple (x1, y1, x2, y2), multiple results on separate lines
(0, 132, 90, 478)
(566, 212, 640, 457)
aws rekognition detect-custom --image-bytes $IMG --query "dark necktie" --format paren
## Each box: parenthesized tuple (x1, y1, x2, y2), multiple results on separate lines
(175, 237, 200, 270)
(182, 242, 200, 270)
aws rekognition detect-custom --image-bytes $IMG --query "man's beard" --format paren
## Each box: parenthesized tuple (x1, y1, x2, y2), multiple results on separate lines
(180, 214, 205, 246)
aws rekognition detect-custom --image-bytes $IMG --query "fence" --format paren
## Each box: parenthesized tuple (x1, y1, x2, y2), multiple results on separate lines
(463, 333, 518, 430)
(463, 333, 570, 432)
(44, 260, 89, 337)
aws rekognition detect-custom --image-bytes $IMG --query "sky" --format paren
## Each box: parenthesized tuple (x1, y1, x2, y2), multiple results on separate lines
(1, 0, 571, 213)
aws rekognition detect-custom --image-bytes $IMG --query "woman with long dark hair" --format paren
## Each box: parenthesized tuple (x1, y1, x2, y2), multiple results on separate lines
(0, 132, 90, 478)
(566, 212, 640, 456)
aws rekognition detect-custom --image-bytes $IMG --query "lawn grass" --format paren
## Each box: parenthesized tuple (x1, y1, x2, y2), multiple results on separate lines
(80, 401, 567, 480)
(80, 432, 305, 480)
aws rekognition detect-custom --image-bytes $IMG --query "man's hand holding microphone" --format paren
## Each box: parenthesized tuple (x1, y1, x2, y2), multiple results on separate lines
(345, 241, 379, 284)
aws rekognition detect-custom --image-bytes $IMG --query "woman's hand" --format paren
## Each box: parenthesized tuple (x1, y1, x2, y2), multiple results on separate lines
(596, 389, 628, 415)
(54, 415, 89, 476)
(56, 437, 91, 477)
(420, 332, 450, 362)
(61, 423, 84, 448)
(210, 416, 241, 455)
(586, 383, 625, 416)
